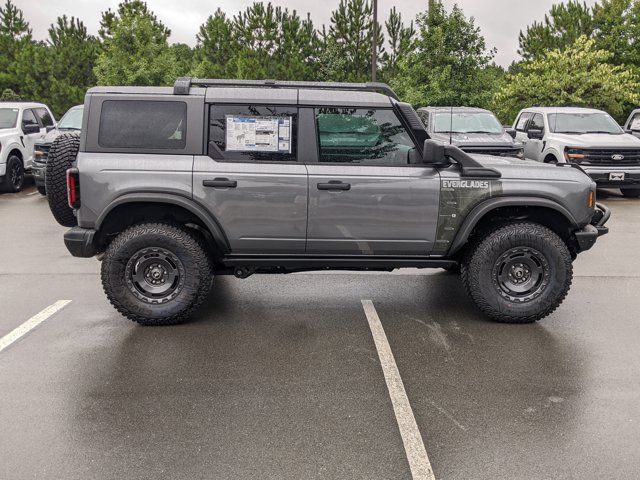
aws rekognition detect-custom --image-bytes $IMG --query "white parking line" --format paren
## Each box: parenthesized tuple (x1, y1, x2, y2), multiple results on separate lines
(361, 299, 436, 480)
(0, 300, 71, 353)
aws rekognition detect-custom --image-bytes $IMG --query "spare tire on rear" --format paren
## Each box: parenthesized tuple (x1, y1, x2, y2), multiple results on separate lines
(46, 133, 80, 227)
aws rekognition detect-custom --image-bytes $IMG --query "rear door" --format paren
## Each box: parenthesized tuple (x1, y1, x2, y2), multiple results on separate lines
(193, 96, 308, 254)
(305, 106, 440, 255)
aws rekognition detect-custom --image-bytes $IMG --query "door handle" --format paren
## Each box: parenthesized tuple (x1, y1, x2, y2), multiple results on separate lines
(317, 181, 351, 191)
(203, 178, 237, 188)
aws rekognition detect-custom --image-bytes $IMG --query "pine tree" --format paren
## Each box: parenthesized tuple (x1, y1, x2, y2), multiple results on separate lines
(0, 0, 32, 92)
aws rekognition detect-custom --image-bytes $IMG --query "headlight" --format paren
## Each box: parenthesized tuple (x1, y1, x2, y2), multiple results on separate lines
(564, 147, 585, 162)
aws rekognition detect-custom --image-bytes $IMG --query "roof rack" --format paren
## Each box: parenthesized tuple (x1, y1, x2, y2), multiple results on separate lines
(173, 77, 399, 100)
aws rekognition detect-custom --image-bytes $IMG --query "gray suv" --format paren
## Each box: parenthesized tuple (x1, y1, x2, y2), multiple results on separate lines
(47, 78, 609, 326)
(417, 106, 524, 159)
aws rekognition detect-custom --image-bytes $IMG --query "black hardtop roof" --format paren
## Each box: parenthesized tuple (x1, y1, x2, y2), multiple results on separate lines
(173, 77, 399, 100)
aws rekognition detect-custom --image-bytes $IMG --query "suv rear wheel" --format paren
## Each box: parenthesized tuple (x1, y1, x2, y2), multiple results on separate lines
(461, 222, 572, 323)
(46, 133, 80, 227)
(101, 223, 213, 326)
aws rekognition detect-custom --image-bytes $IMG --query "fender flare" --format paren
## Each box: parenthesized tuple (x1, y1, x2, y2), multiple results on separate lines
(95, 192, 230, 254)
(542, 147, 563, 163)
(2, 142, 26, 164)
(448, 196, 580, 255)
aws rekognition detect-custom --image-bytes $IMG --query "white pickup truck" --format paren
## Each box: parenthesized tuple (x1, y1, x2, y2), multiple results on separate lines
(0, 102, 56, 192)
(514, 107, 640, 198)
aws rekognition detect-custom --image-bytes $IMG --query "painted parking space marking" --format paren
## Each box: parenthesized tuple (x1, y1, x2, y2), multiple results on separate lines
(361, 299, 435, 480)
(0, 300, 71, 353)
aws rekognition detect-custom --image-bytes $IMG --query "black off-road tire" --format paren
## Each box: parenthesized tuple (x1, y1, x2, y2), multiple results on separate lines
(101, 223, 213, 326)
(45, 132, 79, 227)
(620, 187, 640, 198)
(461, 222, 573, 324)
(1, 155, 24, 192)
(37, 185, 46, 196)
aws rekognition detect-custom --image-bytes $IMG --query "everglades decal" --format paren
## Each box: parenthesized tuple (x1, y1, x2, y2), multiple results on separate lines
(433, 178, 502, 253)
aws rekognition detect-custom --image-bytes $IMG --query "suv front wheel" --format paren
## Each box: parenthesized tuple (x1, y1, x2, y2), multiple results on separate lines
(461, 222, 572, 323)
(101, 223, 213, 326)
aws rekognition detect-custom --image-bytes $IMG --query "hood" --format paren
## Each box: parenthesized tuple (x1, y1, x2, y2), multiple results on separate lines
(41, 128, 63, 144)
(467, 154, 590, 183)
(550, 132, 640, 148)
(430, 131, 520, 148)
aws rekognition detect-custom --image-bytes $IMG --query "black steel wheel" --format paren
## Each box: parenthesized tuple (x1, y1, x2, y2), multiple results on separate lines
(101, 223, 213, 326)
(461, 222, 572, 323)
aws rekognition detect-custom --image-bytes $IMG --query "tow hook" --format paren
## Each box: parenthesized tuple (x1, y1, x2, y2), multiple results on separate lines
(233, 267, 255, 279)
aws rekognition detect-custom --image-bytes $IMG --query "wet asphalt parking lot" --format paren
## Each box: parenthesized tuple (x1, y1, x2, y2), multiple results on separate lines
(1, 180, 639, 480)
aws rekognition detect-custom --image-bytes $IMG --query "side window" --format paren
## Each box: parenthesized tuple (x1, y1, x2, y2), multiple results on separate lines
(515, 112, 532, 131)
(208, 104, 297, 162)
(34, 108, 54, 127)
(528, 113, 544, 132)
(21, 109, 39, 129)
(315, 107, 416, 165)
(98, 100, 187, 150)
(418, 111, 429, 129)
(629, 114, 640, 131)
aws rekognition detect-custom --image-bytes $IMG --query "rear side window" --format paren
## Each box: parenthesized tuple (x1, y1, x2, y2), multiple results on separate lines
(315, 108, 416, 165)
(515, 112, 532, 131)
(418, 111, 429, 129)
(208, 105, 297, 162)
(34, 108, 54, 127)
(98, 100, 187, 149)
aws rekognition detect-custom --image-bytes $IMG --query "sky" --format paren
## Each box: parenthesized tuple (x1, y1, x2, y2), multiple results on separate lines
(16, 0, 599, 67)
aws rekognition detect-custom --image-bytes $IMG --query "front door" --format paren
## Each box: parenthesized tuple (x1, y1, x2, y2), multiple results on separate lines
(523, 113, 546, 161)
(306, 107, 440, 255)
(21, 109, 45, 167)
(193, 103, 308, 254)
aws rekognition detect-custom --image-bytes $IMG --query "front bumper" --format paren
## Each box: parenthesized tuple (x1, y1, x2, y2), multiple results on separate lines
(31, 160, 46, 186)
(573, 203, 610, 253)
(64, 227, 97, 258)
(581, 166, 640, 188)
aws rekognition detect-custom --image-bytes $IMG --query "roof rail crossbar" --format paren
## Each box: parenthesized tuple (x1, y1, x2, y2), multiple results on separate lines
(173, 77, 399, 100)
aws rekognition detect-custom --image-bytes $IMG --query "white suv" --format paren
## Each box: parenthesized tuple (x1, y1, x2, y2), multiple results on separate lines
(514, 107, 640, 198)
(0, 102, 56, 192)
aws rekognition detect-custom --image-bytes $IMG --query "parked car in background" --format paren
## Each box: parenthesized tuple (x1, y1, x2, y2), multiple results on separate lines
(0, 102, 56, 192)
(417, 106, 524, 159)
(623, 108, 640, 140)
(514, 107, 640, 198)
(32, 104, 83, 195)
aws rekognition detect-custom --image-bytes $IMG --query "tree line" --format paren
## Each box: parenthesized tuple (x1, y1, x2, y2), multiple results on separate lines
(1, 0, 639, 122)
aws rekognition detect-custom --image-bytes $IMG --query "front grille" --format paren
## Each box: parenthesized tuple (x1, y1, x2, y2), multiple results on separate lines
(577, 149, 640, 166)
(464, 147, 522, 158)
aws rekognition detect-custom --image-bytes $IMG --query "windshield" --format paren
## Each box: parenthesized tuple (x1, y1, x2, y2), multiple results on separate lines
(433, 112, 503, 134)
(57, 107, 83, 130)
(548, 112, 623, 134)
(0, 108, 19, 129)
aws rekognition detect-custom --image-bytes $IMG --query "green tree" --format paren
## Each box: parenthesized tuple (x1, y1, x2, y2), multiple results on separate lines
(45, 16, 98, 115)
(94, 0, 179, 86)
(0, 88, 20, 101)
(493, 37, 640, 123)
(391, 0, 497, 108)
(191, 8, 237, 78)
(379, 7, 415, 82)
(518, 1, 593, 62)
(325, 0, 384, 82)
(0, 0, 31, 92)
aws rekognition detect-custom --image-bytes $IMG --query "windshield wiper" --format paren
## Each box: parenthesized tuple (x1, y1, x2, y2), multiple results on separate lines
(586, 130, 620, 134)
(555, 131, 585, 134)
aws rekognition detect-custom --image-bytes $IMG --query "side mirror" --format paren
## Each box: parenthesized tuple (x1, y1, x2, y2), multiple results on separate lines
(624, 128, 635, 135)
(22, 124, 40, 135)
(46, 124, 56, 133)
(527, 128, 544, 140)
(505, 127, 517, 139)
(421, 139, 449, 166)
